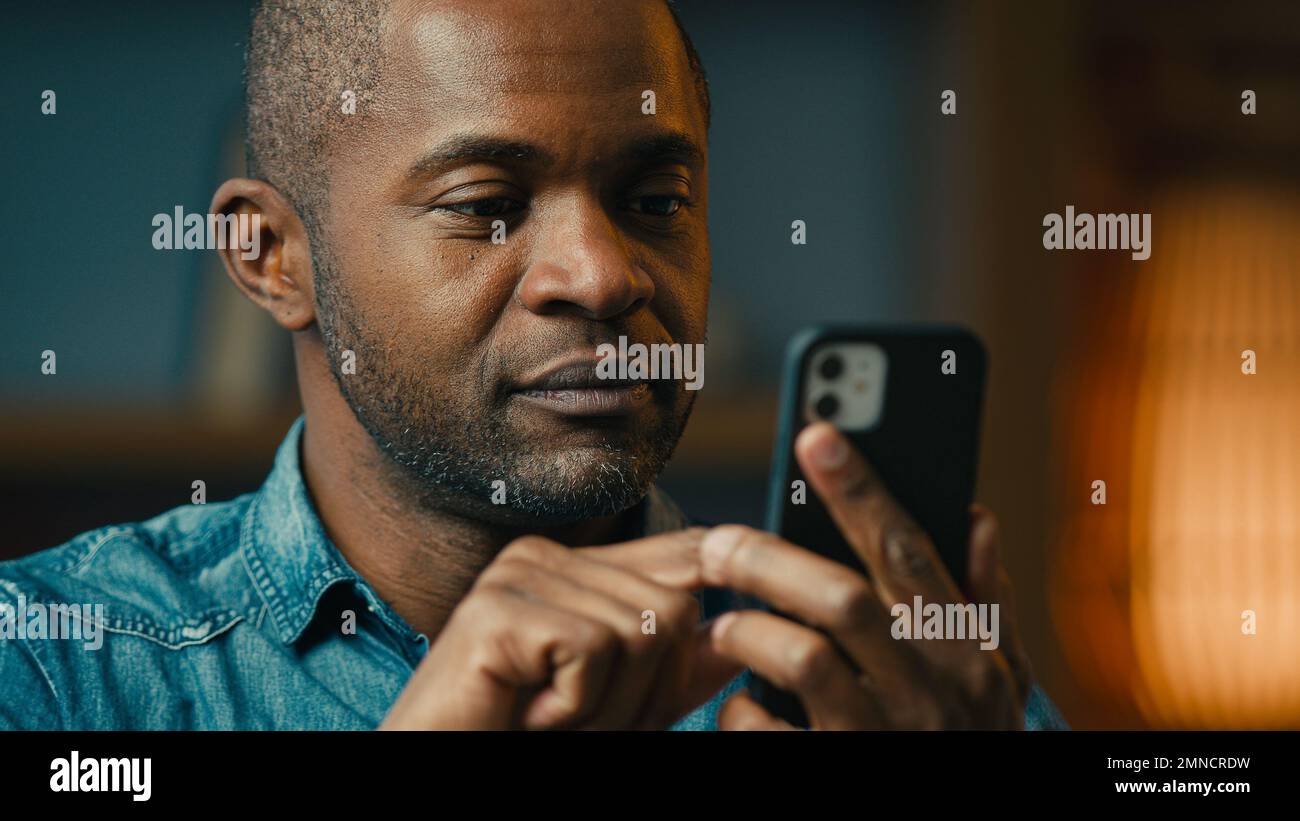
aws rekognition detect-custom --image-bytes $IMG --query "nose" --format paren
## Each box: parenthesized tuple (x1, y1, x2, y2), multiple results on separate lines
(515, 196, 655, 321)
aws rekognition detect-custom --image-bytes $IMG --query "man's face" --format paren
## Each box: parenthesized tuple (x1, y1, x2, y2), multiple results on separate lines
(314, 0, 710, 525)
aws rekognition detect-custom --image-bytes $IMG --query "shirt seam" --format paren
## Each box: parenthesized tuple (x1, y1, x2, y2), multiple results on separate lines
(11, 636, 65, 729)
(239, 490, 293, 643)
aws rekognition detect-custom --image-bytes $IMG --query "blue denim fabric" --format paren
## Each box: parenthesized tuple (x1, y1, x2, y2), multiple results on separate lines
(0, 417, 1066, 730)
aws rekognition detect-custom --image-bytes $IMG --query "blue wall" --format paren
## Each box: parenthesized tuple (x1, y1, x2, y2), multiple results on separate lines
(0, 1, 252, 405)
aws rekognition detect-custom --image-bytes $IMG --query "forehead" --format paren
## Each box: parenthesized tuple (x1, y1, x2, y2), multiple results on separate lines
(379, 0, 702, 140)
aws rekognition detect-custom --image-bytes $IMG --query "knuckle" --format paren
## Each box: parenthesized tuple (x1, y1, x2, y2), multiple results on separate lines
(786, 634, 839, 692)
(708, 524, 754, 559)
(711, 524, 753, 543)
(841, 467, 879, 500)
(571, 618, 620, 658)
(501, 535, 557, 565)
(449, 587, 514, 637)
(882, 523, 936, 580)
(476, 556, 534, 592)
(677, 526, 709, 556)
(723, 527, 770, 573)
(823, 578, 877, 630)
(659, 590, 702, 635)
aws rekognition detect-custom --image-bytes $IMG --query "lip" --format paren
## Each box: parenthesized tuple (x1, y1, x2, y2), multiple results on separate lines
(514, 383, 652, 416)
(511, 357, 651, 417)
(514, 357, 633, 390)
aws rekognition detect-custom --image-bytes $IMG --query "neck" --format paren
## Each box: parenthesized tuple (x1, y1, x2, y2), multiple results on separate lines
(294, 340, 635, 640)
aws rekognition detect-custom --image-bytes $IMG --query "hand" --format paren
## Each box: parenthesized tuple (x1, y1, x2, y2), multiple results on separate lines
(700, 422, 1034, 730)
(379, 528, 742, 730)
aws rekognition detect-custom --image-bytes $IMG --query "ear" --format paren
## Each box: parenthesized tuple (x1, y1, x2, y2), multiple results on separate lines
(209, 178, 316, 331)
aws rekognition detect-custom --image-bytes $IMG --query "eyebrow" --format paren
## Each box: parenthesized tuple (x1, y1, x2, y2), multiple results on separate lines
(407, 135, 550, 180)
(405, 130, 705, 181)
(618, 131, 705, 168)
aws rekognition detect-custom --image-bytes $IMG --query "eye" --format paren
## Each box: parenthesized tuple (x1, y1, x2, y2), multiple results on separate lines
(625, 195, 686, 217)
(437, 197, 523, 218)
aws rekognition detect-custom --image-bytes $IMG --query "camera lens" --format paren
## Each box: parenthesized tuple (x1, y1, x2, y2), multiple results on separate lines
(814, 393, 840, 420)
(818, 354, 844, 380)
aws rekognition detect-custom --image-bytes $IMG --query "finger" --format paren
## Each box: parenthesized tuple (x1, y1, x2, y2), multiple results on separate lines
(996, 568, 1033, 704)
(519, 608, 619, 730)
(699, 525, 911, 690)
(963, 506, 1031, 702)
(502, 536, 708, 728)
(717, 691, 800, 731)
(658, 621, 748, 728)
(386, 586, 619, 730)
(710, 610, 885, 730)
(965, 504, 1000, 605)
(574, 526, 708, 590)
(575, 529, 750, 726)
(487, 552, 667, 730)
(795, 422, 965, 606)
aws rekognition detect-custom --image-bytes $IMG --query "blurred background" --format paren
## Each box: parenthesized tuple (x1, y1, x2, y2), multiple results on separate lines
(2, 0, 1298, 729)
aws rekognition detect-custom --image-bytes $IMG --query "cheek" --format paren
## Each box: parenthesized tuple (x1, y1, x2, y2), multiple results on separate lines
(331, 211, 522, 379)
(642, 236, 711, 344)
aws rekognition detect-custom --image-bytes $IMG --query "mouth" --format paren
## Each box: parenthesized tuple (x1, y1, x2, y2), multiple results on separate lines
(510, 358, 654, 418)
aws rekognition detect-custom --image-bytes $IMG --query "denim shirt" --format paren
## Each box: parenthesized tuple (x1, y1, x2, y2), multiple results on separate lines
(0, 417, 1066, 730)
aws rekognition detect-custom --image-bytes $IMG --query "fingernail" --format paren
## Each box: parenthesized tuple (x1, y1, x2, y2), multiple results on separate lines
(712, 611, 737, 642)
(701, 527, 743, 582)
(811, 427, 848, 470)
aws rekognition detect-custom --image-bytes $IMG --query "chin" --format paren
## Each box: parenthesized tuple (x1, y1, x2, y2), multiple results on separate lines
(495, 448, 657, 523)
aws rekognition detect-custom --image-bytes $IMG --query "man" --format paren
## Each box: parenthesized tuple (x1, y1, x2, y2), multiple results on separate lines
(0, 0, 1064, 730)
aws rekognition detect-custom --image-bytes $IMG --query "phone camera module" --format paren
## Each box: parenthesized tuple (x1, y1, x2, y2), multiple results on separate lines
(818, 354, 844, 380)
(814, 393, 840, 420)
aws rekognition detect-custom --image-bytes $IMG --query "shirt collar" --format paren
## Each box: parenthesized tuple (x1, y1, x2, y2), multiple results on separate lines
(239, 417, 360, 645)
(240, 416, 691, 646)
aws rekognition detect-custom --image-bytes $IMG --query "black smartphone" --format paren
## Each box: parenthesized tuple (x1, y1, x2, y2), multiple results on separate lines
(750, 325, 987, 726)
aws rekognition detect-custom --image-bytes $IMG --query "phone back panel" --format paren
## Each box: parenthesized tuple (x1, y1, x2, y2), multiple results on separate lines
(765, 325, 987, 591)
